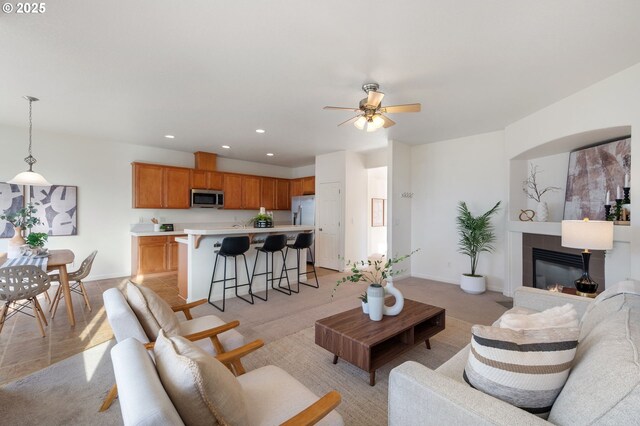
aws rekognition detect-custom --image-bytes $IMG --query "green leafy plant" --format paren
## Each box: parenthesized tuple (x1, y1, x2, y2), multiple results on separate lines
(456, 201, 501, 277)
(0, 202, 41, 229)
(26, 232, 48, 248)
(332, 250, 420, 299)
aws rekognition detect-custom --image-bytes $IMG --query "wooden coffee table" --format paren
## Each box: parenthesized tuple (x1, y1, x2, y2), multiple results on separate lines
(315, 299, 445, 385)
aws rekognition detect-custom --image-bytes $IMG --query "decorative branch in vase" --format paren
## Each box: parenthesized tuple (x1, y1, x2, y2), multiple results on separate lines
(522, 164, 561, 222)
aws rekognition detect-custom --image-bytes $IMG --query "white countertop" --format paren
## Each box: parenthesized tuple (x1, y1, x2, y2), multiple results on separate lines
(130, 230, 188, 237)
(183, 225, 314, 235)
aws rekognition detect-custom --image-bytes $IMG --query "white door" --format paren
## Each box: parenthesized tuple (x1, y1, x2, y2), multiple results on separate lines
(316, 182, 342, 271)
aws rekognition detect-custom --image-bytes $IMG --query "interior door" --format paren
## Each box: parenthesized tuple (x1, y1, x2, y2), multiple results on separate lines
(316, 182, 342, 271)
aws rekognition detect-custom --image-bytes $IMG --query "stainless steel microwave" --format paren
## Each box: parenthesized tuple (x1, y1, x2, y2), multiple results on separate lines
(191, 189, 224, 208)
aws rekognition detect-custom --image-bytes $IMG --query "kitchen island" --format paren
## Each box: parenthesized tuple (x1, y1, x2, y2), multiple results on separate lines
(177, 225, 315, 303)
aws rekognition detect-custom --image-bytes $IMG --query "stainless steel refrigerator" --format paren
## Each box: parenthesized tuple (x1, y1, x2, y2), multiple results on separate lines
(291, 195, 315, 262)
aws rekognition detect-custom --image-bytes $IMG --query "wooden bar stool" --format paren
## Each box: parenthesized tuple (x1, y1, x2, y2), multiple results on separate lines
(280, 232, 319, 293)
(250, 234, 291, 301)
(208, 236, 254, 312)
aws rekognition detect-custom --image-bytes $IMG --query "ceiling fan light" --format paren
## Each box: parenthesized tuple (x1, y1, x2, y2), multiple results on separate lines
(366, 119, 378, 132)
(353, 116, 367, 130)
(8, 171, 51, 186)
(372, 115, 385, 129)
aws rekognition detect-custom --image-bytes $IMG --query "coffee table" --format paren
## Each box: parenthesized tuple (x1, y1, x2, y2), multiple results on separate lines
(315, 299, 445, 385)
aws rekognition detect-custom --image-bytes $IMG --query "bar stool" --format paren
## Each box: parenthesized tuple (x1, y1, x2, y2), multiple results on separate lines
(280, 232, 319, 293)
(208, 236, 254, 312)
(250, 234, 291, 301)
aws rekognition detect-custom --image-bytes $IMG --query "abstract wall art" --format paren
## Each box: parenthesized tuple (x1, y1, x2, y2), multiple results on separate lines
(563, 137, 631, 220)
(29, 185, 78, 236)
(0, 183, 25, 238)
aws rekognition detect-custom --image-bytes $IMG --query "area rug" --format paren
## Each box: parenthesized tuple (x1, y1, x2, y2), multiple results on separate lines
(0, 316, 473, 426)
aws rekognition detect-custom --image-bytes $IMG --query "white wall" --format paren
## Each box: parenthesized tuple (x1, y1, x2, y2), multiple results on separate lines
(524, 153, 570, 222)
(367, 167, 387, 256)
(0, 125, 300, 279)
(387, 140, 412, 278)
(410, 131, 507, 292)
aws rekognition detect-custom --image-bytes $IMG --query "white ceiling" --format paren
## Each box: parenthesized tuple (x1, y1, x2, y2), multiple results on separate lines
(1, 1, 640, 167)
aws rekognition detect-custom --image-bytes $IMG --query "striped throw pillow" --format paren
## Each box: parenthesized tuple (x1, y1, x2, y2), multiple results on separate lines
(463, 325, 579, 418)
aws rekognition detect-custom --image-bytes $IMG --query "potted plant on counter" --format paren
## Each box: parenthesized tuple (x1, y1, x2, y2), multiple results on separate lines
(251, 207, 274, 228)
(456, 201, 501, 294)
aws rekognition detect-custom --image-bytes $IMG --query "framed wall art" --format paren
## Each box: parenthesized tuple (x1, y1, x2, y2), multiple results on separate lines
(0, 183, 25, 238)
(29, 185, 78, 236)
(563, 137, 630, 220)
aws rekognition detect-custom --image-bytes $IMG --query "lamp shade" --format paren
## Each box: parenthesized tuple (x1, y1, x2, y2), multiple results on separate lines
(8, 171, 51, 186)
(561, 219, 613, 250)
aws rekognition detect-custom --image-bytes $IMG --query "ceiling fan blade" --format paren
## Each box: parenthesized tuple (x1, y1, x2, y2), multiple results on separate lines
(337, 115, 361, 127)
(323, 106, 361, 111)
(380, 103, 421, 113)
(380, 115, 396, 128)
(366, 91, 384, 108)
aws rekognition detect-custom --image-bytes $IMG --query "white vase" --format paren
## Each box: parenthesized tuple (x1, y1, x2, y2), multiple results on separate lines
(383, 278, 404, 316)
(361, 301, 369, 314)
(536, 201, 549, 222)
(367, 284, 385, 321)
(460, 274, 486, 294)
(7, 226, 25, 259)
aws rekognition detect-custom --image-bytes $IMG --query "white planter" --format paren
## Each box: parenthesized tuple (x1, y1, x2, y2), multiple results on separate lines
(367, 284, 385, 321)
(361, 301, 369, 314)
(460, 274, 486, 294)
(536, 201, 549, 222)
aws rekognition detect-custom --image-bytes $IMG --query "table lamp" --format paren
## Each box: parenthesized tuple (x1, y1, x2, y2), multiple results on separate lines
(561, 218, 613, 297)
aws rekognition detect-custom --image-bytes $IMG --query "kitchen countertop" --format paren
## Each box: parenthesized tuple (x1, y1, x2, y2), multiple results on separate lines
(183, 225, 314, 235)
(130, 230, 188, 237)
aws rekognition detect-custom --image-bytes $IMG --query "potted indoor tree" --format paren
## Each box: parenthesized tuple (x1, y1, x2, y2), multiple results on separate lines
(0, 202, 41, 258)
(456, 201, 501, 294)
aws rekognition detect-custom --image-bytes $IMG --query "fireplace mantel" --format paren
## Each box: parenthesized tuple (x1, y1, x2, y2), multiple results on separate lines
(509, 221, 630, 242)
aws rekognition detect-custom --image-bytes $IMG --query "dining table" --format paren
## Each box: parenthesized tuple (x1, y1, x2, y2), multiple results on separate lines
(0, 249, 77, 327)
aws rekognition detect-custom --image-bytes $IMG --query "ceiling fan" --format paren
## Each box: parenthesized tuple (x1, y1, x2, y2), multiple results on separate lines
(323, 83, 421, 132)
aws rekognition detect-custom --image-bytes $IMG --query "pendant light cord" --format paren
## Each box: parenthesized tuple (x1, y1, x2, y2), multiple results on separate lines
(24, 97, 37, 171)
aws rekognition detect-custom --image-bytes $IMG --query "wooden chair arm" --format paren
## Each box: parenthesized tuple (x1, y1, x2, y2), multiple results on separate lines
(280, 391, 342, 426)
(171, 299, 207, 320)
(143, 320, 240, 350)
(215, 339, 264, 365)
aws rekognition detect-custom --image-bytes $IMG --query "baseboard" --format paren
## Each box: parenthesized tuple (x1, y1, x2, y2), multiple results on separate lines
(411, 272, 503, 293)
(86, 272, 131, 281)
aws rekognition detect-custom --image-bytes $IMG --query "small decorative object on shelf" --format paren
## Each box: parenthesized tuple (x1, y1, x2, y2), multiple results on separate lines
(518, 209, 535, 221)
(522, 164, 561, 222)
(623, 187, 631, 204)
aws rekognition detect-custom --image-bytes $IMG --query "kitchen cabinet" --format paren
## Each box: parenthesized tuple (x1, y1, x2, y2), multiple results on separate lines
(132, 163, 190, 209)
(194, 151, 217, 171)
(223, 174, 243, 209)
(302, 176, 315, 195)
(261, 177, 276, 210)
(276, 179, 291, 210)
(242, 176, 261, 210)
(132, 235, 186, 277)
(191, 170, 224, 190)
(290, 179, 303, 197)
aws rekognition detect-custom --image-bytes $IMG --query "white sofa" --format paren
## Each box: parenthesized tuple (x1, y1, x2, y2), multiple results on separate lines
(389, 283, 640, 425)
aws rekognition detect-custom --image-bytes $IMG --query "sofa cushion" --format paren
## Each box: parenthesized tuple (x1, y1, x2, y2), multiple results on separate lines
(125, 281, 181, 340)
(464, 324, 579, 418)
(499, 304, 578, 331)
(154, 330, 249, 426)
(548, 282, 640, 425)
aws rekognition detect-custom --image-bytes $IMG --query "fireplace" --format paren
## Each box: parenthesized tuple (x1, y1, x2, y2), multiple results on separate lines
(522, 233, 606, 290)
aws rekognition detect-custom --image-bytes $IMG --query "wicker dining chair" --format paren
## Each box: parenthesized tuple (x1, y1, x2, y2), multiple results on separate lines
(0, 265, 51, 337)
(49, 250, 98, 318)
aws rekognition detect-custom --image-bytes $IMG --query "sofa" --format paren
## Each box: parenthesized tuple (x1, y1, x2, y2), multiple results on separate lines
(389, 282, 640, 425)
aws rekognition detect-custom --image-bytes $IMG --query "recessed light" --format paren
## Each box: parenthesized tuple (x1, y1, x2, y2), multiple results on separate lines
(221, 145, 230, 149)
(164, 135, 175, 139)
(256, 129, 266, 134)
(266, 153, 274, 157)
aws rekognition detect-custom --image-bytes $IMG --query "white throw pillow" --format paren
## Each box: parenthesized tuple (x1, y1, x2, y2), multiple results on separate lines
(154, 330, 249, 426)
(125, 281, 181, 340)
(464, 324, 579, 419)
(499, 303, 578, 331)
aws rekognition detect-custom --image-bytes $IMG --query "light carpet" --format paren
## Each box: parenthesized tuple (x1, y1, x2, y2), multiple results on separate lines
(0, 316, 473, 426)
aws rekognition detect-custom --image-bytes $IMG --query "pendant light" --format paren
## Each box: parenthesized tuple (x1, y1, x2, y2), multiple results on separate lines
(8, 96, 51, 186)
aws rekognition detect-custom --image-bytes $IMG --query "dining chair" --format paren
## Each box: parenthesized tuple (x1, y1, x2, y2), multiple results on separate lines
(0, 265, 51, 337)
(49, 250, 98, 318)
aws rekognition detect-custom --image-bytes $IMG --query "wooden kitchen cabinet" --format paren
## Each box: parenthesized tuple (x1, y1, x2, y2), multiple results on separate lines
(132, 235, 186, 277)
(261, 177, 277, 210)
(290, 178, 303, 197)
(191, 170, 224, 190)
(302, 176, 315, 195)
(132, 162, 190, 209)
(276, 179, 290, 210)
(223, 174, 243, 209)
(242, 175, 261, 210)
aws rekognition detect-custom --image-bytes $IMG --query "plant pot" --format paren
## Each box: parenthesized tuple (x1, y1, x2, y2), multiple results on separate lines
(460, 274, 486, 294)
(536, 201, 549, 222)
(7, 226, 25, 259)
(254, 220, 273, 228)
(361, 301, 369, 314)
(383, 278, 404, 316)
(367, 284, 385, 321)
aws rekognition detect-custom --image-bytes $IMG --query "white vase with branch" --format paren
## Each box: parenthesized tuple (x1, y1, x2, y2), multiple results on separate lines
(523, 165, 561, 222)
